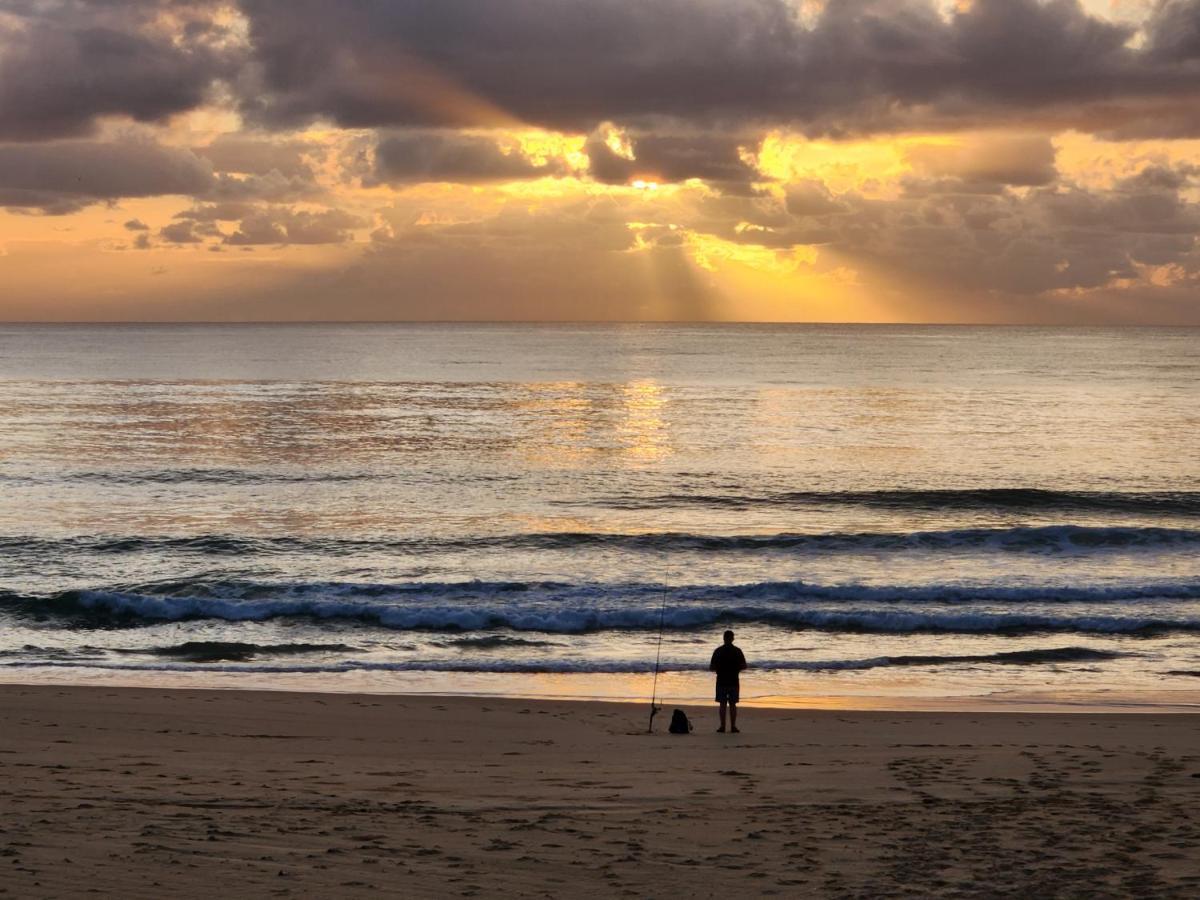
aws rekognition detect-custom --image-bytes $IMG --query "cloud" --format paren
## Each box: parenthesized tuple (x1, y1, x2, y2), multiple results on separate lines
(162, 201, 363, 246)
(773, 162, 1200, 296)
(233, 0, 1200, 138)
(6, 0, 1200, 143)
(0, 0, 240, 141)
(0, 135, 324, 214)
(784, 180, 850, 217)
(222, 206, 363, 245)
(160, 220, 204, 244)
(1145, 0, 1200, 62)
(0, 139, 215, 213)
(173, 202, 257, 222)
(373, 130, 566, 184)
(209, 169, 323, 202)
(123, 218, 149, 231)
(584, 128, 760, 188)
(905, 135, 1059, 187)
(194, 134, 317, 178)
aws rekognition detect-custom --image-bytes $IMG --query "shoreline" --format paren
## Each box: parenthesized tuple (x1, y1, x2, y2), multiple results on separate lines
(4, 683, 1200, 896)
(3, 670, 1200, 714)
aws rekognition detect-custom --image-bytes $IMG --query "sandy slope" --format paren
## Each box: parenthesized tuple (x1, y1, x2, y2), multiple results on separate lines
(2, 685, 1200, 898)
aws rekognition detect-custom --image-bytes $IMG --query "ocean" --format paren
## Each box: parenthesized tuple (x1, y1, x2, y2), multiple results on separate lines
(1, 323, 1198, 709)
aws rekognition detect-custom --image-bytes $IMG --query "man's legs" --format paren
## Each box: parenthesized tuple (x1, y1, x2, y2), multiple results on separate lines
(718, 700, 727, 732)
(729, 701, 738, 733)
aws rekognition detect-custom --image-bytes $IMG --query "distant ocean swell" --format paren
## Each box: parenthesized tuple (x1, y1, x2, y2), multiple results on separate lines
(0, 469, 381, 486)
(3, 481, 1199, 517)
(0, 646, 1125, 674)
(4, 524, 1200, 557)
(576, 488, 1200, 516)
(5, 578, 1200, 634)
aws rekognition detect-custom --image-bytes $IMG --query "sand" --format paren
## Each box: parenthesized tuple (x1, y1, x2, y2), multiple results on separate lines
(2, 685, 1200, 898)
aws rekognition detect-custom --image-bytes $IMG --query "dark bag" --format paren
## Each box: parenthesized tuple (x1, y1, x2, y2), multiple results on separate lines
(668, 709, 692, 734)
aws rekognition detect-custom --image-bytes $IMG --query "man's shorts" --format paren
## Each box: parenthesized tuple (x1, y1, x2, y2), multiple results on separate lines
(715, 682, 739, 704)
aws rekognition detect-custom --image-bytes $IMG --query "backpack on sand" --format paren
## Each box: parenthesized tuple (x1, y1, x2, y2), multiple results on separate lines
(668, 709, 693, 734)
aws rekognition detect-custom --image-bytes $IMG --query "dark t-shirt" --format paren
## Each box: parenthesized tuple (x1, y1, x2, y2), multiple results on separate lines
(710, 644, 747, 685)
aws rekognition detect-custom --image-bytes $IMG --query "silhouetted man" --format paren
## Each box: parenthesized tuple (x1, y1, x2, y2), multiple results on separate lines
(710, 629, 747, 733)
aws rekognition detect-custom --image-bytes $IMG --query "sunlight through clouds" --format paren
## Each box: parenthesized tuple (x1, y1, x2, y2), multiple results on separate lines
(1, 0, 1199, 322)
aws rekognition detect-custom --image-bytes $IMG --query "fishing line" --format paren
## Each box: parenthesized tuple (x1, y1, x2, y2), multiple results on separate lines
(647, 589, 668, 733)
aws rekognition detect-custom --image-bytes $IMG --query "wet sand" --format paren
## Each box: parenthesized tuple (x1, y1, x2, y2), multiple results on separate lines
(2, 685, 1200, 898)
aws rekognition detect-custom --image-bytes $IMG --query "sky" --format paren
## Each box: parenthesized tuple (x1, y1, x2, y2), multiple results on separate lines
(0, 0, 1199, 323)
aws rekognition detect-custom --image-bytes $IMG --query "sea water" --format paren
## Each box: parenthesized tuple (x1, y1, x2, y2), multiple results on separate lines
(1, 323, 1198, 708)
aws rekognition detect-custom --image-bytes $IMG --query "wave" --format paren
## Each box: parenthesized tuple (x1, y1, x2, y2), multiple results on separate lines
(502, 525, 1200, 553)
(4, 578, 1200, 634)
(0, 468, 379, 486)
(589, 488, 1200, 517)
(4, 523, 1200, 559)
(430, 635, 564, 649)
(1, 468, 527, 487)
(0, 646, 1123, 675)
(118, 641, 358, 663)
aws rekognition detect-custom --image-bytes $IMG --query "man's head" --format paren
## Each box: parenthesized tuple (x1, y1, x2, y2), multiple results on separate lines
(723, 630, 734, 645)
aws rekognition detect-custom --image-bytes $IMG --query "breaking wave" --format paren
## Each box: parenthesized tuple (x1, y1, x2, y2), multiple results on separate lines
(0, 646, 1123, 674)
(3, 523, 1200, 558)
(4, 578, 1200, 634)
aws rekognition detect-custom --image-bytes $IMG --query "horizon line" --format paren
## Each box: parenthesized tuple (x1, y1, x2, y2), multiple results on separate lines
(2, 320, 1198, 328)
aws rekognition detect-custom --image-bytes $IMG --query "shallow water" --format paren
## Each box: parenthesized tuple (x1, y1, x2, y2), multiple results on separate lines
(1, 323, 1198, 707)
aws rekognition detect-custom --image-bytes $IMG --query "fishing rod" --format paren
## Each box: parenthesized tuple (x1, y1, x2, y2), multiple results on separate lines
(647, 589, 668, 733)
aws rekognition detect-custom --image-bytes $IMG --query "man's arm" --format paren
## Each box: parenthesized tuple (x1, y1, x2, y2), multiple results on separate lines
(709, 649, 719, 672)
(738, 649, 748, 671)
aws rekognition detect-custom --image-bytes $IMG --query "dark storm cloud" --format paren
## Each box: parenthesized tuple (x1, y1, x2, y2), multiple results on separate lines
(584, 130, 759, 187)
(237, 0, 798, 130)
(0, 140, 215, 213)
(4, 0, 1200, 146)
(1145, 0, 1200, 62)
(373, 131, 565, 184)
(0, 137, 324, 215)
(235, 0, 1200, 137)
(0, 0, 239, 141)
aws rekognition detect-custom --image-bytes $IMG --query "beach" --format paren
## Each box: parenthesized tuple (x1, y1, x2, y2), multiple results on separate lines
(3, 685, 1200, 898)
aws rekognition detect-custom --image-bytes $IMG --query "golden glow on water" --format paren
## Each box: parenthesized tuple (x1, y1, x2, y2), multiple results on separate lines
(616, 379, 670, 463)
(514, 381, 596, 468)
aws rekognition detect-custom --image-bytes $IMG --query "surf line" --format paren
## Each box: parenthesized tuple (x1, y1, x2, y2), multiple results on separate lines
(648, 589, 668, 733)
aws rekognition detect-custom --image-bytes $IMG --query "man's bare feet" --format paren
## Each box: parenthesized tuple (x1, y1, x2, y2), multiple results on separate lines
(731, 726, 740, 733)
(716, 726, 725, 733)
